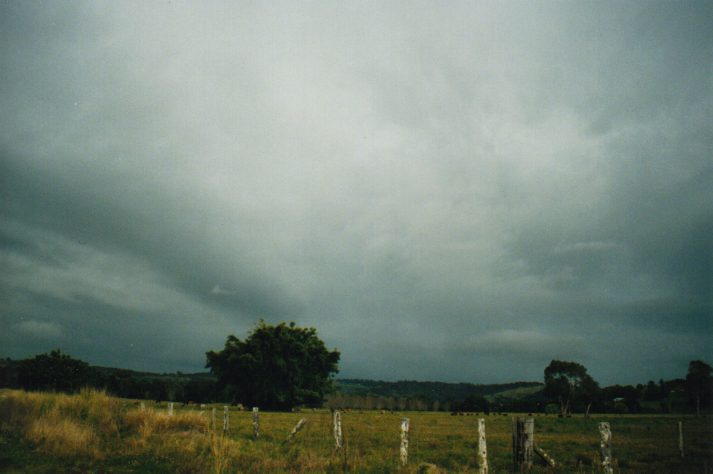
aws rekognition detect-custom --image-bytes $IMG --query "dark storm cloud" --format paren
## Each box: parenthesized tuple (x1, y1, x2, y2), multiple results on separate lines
(1, 1, 711, 385)
(0, 150, 300, 319)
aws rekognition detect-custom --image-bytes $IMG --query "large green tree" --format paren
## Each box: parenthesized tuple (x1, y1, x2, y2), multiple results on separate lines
(206, 321, 340, 410)
(544, 360, 599, 417)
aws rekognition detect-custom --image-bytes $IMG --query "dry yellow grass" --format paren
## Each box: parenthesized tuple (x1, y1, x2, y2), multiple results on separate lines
(27, 417, 99, 457)
(2, 389, 712, 472)
(123, 408, 208, 437)
(0, 388, 118, 458)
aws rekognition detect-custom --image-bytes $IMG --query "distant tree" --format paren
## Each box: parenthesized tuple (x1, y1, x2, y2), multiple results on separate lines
(17, 349, 91, 393)
(0, 358, 20, 388)
(544, 360, 599, 417)
(642, 380, 661, 401)
(602, 384, 641, 413)
(686, 360, 713, 416)
(455, 394, 490, 413)
(206, 321, 340, 410)
(183, 378, 216, 403)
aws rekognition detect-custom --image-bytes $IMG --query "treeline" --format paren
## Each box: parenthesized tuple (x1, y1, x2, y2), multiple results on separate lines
(541, 359, 713, 417)
(548, 379, 691, 415)
(325, 387, 544, 413)
(335, 379, 543, 404)
(1, 350, 711, 415)
(325, 379, 703, 415)
(325, 393, 450, 412)
(0, 350, 219, 403)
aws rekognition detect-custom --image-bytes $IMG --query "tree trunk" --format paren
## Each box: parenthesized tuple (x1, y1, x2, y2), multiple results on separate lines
(563, 398, 570, 417)
(559, 396, 567, 417)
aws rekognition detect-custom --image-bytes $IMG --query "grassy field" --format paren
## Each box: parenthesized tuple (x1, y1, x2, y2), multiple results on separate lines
(1, 389, 711, 473)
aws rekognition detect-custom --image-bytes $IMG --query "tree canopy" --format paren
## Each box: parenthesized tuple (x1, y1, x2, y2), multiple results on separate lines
(17, 349, 91, 393)
(206, 321, 340, 410)
(544, 359, 599, 416)
(686, 359, 712, 415)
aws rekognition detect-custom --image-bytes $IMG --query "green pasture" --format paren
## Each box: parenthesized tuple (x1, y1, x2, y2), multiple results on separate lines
(1, 391, 711, 473)
(173, 404, 713, 472)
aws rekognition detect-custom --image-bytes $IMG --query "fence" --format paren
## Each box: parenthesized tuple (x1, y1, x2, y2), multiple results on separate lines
(198, 405, 701, 472)
(5, 390, 707, 472)
(133, 402, 708, 472)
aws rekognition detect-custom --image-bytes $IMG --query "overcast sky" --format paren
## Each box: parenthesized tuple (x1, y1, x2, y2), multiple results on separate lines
(1, 1, 711, 385)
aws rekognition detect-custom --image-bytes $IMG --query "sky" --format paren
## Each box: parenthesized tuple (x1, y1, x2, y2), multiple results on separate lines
(1, 1, 711, 386)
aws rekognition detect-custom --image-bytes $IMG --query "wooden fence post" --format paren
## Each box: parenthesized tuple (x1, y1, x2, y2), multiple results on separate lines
(512, 418, 518, 471)
(599, 422, 613, 474)
(139, 402, 145, 411)
(284, 418, 307, 444)
(333, 410, 343, 450)
(512, 417, 533, 472)
(525, 416, 534, 470)
(478, 418, 488, 474)
(252, 407, 260, 439)
(678, 421, 684, 459)
(400, 417, 410, 466)
(534, 445, 556, 468)
(211, 407, 216, 430)
(168, 402, 174, 416)
(223, 406, 229, 433)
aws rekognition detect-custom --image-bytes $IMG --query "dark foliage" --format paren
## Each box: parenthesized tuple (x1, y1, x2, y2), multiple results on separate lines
(544, 360, 600, 416)
(2, 347, 709, 415)
(453, 394, 490, 413)
(17, 349, 91, 393)
(602, 384, 642, 413)
(206, 321, 340, 410)
(686, 359, 713, 414)
(336, 379, 542, 403)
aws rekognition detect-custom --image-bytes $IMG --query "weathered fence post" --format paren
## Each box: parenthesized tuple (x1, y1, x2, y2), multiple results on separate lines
(223, 406, 229, 433)
(400, 417, 410, 466)
(139, 402, 145, 411)
(167, 402, 174, 416)
(678, 421, 684, 458)
(599, 422, 613, 474)
(512, 417, 533, 472)
(525, 417, 534, 469)
(252, 407, 260, 439)
(478, 418, 488, 474)
(333, 410, 343, 450)
(534, 445, 556, 468)
(284, 418, 307, 444)
(512, 418, 517, 471)
(211, 407, 216, 430)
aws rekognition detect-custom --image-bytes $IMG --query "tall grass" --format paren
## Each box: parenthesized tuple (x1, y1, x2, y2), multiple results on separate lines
(0, 388, 119, 458)
(1, 389, 712, 472)
(0, 388, 209, 468)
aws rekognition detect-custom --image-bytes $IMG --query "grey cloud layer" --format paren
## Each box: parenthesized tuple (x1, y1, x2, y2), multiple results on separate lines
(1, 1, 711, 383)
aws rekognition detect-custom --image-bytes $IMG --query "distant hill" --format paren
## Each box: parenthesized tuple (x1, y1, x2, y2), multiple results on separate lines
(2, 357, 540, 404)
(335, 378, 543, 404)
(3, 355, 700, 413)
(486, 384, 545, 402)
(91, 366, 215, 381)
